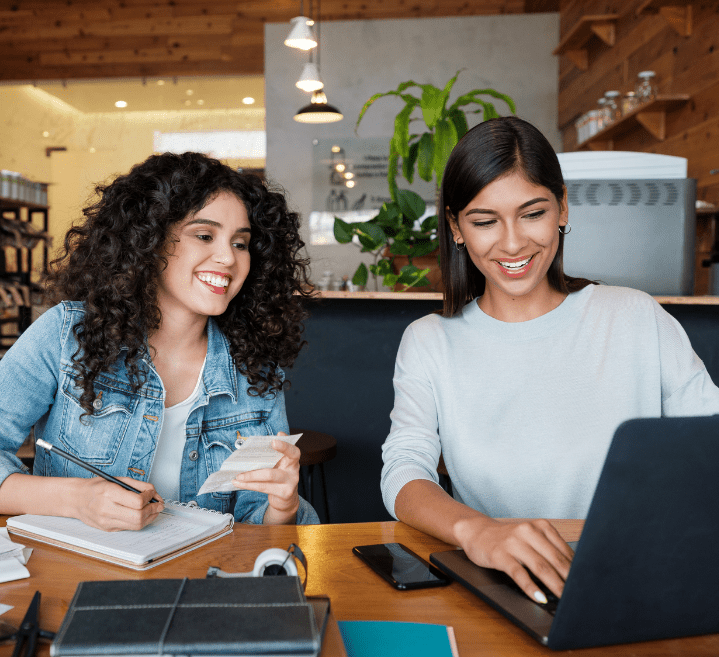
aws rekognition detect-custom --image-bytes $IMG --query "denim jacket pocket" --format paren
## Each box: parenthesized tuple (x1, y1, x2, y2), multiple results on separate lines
(59, 373, 138, 465)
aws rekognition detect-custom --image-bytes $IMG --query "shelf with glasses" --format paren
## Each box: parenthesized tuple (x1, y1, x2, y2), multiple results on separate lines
(1, 193, 51, 355)
(576, 94, 690, 150)
(553, 14, 619, 71)
(636, 0, 693, 37)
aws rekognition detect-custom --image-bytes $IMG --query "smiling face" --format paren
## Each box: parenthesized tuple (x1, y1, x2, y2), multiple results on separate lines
(157, 191, 251, 326)
(449, 171, 568, 322)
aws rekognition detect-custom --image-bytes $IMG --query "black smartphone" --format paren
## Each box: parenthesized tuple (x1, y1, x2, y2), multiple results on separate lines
(352, 542, 451, 590)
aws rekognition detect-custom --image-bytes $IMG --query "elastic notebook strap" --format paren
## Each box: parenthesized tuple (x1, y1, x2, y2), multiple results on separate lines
(158, 578, 188, 655)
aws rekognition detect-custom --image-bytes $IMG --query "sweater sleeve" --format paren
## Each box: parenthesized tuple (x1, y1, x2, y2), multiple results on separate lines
(381, 323, 442, 519)
(653, 302, 719, 417)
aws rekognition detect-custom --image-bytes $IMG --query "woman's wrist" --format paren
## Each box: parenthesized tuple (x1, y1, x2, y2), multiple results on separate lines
(262, 501, 299, 525)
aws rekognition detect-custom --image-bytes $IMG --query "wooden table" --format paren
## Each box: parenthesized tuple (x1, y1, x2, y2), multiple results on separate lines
(2, 519, 719, 656)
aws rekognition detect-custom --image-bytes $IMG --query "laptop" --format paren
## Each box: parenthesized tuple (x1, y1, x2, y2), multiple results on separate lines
(430, 415, 719, 650)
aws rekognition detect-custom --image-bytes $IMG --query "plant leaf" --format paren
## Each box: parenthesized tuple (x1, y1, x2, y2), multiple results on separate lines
(396, 189, 425, 223)
(391, 97, 420, 158)
(420, 84, 446, 129)
(352, 263, 368, 287)
(355, 221, 387, 246)
(449, 88, 516, 115)
(333, 217, 354, 244)
(356, 87, 421, 132)
(389, 241, 413, 256)
(416, 133, 434, 182)
(387, 147, 400, 203)
(382, 272, 400, 288)
(433, 118, 458, 188)
(402, 141, 419, 185)
(448, 108, 469, 140)
(408, 239, 439, 258)
(420, 214, 439, 232)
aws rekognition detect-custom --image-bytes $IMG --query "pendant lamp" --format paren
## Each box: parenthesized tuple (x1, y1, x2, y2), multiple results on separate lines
(296, 59, 323, 92)
(284, 15, 317, 51)
(293, 0, 342, 123)
(294, 90, 343, 123)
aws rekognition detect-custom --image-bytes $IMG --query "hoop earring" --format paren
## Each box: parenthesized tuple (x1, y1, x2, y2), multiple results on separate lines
(559, 223, 571, 235)
(455, 241, 466, 251)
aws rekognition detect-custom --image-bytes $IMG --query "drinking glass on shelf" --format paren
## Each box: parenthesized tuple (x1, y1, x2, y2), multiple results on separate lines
(636, 71, 657, 103)
(604, 91, 621, 123)
(596, 98, 608, 131)
(621, 91, 640, 115)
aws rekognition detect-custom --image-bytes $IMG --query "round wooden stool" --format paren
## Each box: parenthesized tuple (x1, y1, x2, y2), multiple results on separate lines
(291, 428, 338, 523)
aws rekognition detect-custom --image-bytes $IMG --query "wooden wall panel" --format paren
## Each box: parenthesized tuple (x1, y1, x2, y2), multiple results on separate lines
(558, 0, 719, 204)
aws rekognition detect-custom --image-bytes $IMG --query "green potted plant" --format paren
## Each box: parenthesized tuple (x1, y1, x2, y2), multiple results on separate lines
(334, 70, 515, 291)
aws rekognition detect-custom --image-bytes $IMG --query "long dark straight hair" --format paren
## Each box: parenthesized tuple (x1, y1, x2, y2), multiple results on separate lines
(438, 116, 595, 317)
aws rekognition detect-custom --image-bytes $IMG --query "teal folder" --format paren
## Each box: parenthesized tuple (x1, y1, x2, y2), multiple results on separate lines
(338, 620, 458, 657)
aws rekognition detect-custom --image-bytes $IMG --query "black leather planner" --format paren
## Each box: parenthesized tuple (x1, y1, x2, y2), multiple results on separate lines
(50, 576, 326, 656)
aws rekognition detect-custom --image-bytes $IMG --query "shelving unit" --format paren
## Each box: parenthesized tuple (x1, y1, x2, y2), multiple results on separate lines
(0, 194, 51, 355)
(576, 94, 690, 150)
(636, 0, 693, 37)
(553, 14, 619, 71)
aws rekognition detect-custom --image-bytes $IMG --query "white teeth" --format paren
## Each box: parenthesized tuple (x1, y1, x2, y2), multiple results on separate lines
(499, 256, 532, 269)
(197, 273, 230, 287)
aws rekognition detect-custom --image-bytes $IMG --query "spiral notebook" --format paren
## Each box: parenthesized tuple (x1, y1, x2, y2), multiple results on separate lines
(6, 501, 234, 570)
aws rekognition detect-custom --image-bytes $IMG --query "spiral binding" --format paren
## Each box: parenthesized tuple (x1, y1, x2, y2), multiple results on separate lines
(165, 499, 232, 517)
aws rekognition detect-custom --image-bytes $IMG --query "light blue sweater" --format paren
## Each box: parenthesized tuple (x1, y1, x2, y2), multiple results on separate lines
(381, 285, 719, 520)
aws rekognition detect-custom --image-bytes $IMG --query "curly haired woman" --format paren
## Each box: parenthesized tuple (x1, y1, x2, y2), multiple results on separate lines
(0, 152, 319, 529)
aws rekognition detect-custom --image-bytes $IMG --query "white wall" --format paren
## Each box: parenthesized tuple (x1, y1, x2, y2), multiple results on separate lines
(265, 13, 560, 283)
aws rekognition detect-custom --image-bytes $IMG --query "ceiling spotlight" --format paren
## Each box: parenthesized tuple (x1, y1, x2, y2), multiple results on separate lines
(197, 99, 205, 105)
(157, 80, 165, 86)
(331, 145, 341, 153)
(242, 97, 255, 105)
(294, 90, 343, 124)
(284, 15, 317, 50)
(346, 180, 356, 188)
(184, 100, 192, 106)
(115, 100, 127, 108)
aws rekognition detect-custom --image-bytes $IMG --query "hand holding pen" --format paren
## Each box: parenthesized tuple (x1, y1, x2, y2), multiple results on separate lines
(36, 439, 164, 532)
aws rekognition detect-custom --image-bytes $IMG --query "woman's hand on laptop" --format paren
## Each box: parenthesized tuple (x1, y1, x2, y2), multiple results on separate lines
(460, 517, 574, 604)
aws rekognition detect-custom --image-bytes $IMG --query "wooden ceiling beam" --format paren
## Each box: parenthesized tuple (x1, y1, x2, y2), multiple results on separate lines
(0, 0, 556, 81)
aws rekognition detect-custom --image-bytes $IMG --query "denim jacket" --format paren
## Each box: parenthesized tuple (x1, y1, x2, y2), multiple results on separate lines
(0, 302, 318, 525)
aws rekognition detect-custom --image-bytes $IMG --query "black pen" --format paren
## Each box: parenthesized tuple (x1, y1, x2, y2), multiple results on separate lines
(35, 439, 162, 504)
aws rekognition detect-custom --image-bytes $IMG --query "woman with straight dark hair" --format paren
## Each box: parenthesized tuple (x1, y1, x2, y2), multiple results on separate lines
(0, 152, 319, 529)
(381, 116, 719, 605)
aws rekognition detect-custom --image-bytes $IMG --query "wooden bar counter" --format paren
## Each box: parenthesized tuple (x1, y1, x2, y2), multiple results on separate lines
(2, 518, 719, 656)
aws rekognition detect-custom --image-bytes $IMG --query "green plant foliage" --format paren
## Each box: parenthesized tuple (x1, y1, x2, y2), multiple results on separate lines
(334, 189, 439, 291)
(339, 70, 514, 291)
(356, 70, 515, 199)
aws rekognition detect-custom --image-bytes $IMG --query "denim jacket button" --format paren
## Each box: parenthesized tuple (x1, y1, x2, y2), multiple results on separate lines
(92, 398, 102, 410)
(189, 450, 199, 461)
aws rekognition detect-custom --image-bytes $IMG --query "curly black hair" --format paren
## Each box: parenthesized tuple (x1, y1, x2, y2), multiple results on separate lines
(45, 152, 312, 417)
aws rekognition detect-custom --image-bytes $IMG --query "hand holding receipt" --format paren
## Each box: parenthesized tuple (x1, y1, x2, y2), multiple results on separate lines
(198, 433, 302, 495)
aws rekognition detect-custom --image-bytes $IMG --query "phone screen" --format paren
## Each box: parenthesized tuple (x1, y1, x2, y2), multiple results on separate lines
(352, 542, 451, 590)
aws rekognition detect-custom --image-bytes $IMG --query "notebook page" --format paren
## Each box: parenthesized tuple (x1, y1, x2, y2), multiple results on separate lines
(6, 504, 232, 565)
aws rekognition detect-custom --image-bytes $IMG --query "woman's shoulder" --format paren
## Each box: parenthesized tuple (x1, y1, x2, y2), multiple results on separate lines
(584, 284, 658, 307)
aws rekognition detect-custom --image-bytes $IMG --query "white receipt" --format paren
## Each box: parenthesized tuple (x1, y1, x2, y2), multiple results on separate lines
(0, 527, 31, 582)
(197, 434, 302, 495)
